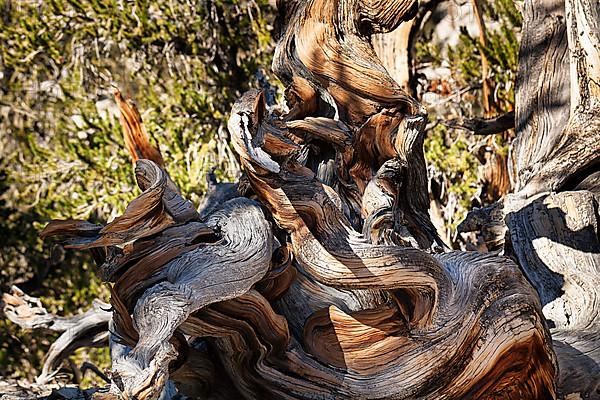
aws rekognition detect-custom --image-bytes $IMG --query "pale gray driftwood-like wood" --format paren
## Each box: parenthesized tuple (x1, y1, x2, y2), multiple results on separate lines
(2, 287, 111, 385)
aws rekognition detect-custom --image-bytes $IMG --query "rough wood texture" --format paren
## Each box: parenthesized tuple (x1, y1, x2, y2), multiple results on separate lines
(31, 0, 555, 398)
(2, 286, 111, 385)
(41, 161, 273, 399)
(511, 0, 599, 196)
(462, 0, 600, 398)
(508, 1, 600, 396)
(372, 0, 441, 96)
(511, 0, 571, 193)
(9, 0, 600, 398)
(226, 83, 555, 399)
(372, 20, 414, 91)
(505, 192, 600, 398)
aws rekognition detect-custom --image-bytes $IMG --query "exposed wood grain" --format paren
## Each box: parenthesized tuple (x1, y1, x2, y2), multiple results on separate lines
(107, 192, 273, 399)
(512, 0, 600, 196)
(9, 0, 585, 398)
(505, 191, 600, 398)
(511, 0, 571, 192)
(114, 90, 165, 166)
(2, 286, 111, 384)
(226, 85, 556, 398)
(465, 0, 600, 397)
(372, 20, 414, 91)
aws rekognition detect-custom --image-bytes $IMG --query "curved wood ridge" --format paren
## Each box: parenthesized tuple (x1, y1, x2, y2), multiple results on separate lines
(19, 0, 563, 398)
(272, 0, 440, 248)
(41, 161, 275, 399)
(462, 0, 600, 397)
(114, 90, 165, 167)
(2, 286, 111, 385)
(226, 87, 556, 399)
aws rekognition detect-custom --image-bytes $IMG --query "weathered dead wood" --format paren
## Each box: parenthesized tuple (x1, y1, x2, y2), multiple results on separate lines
(225, 86, 556, 399)
(505, 191, 600, 398)
(511, 0, 600, 196)
(1, 286, 111, 385)
(463, 0, 600, 397)
(511, 0, 571, 193)
(41, 161, 273, 399)
(372, 0, 442, 96)
(114, 90, 164, 167)
(511, 2, 600, 396)
(5, 0, 585, 398)
(372, 19, 414, 92)
(458, 201, 507, 251)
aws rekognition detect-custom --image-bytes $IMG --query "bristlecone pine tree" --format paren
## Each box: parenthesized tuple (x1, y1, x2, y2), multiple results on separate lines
(3, 0, 599, 398)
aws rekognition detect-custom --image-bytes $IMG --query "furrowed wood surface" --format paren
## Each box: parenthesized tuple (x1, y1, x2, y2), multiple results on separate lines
(465, 0, 600, 397)
(8, 0, 600, 398)
(508, 0, 600, 396)
(511, 0, 571, 192)
(41, 163, 273, 399)
(226, 87, 556, 399)
(511, 0, 600, 196)
(505, 192, 600, 398)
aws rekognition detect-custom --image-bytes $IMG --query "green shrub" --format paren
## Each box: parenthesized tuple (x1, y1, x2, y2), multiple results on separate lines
(0, 0, 273, 383)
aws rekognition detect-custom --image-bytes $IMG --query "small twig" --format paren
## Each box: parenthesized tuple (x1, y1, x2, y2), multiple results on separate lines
(80, 361, 111, 384)
(443, 111, 515, 135)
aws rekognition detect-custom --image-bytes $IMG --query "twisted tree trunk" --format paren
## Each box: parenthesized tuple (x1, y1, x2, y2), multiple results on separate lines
(461, 0, 600, 398)
(3, 0, 599, 399)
